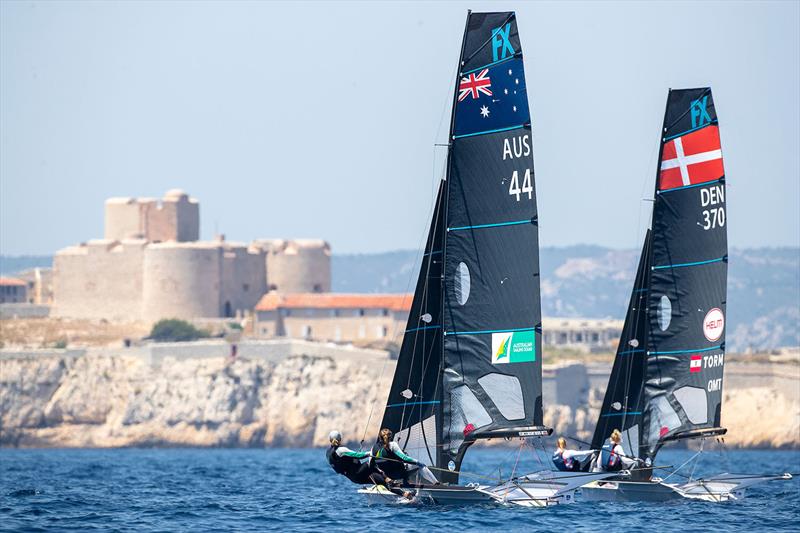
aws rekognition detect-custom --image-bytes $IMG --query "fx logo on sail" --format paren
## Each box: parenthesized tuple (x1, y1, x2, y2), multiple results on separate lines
(492, 23, 514, 62)
(690, 96, 712, 128)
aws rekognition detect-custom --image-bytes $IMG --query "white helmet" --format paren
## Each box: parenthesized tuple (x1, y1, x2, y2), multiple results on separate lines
(329, 430, 342, 443)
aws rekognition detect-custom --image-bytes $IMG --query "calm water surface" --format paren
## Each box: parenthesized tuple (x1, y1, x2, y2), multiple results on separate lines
(1, 448, 798, 531)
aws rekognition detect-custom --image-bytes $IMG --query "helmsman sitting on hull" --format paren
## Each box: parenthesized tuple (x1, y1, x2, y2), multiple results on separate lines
(371, 428, 439, 486)
(552, 437, 594, 472)
(593, 429, 639, 472)
(326, 430, 412, 498)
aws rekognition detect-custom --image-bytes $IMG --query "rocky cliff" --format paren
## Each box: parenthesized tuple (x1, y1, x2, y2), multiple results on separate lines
(1, 353, 798, 449)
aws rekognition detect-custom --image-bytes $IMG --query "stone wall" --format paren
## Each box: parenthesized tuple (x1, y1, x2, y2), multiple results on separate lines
(53, 239, 147, 321)
(257, 239, 331, 293)
(104, 190, 199, 243)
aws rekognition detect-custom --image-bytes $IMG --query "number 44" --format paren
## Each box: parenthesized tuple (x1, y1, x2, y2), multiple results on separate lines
(509, 169, 533, 201)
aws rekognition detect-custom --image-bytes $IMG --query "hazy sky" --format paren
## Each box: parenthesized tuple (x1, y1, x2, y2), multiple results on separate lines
(2, 1, 798, 255)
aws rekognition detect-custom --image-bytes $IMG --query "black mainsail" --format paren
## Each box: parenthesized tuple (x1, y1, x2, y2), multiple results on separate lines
(379, 11, 546, 485)
(592, 88, 728, 465)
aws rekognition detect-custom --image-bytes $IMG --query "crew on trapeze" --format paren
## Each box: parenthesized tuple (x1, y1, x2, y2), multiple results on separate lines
(326, 430, 412, 498)
(593, 429, 638, 472)
(371, 428, 439, 486)
(551, 436, 595, 472)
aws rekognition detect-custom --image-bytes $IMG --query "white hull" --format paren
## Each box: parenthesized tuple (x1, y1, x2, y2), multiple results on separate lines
(359, 470, 618, 507)
(580, 473, 792, 503)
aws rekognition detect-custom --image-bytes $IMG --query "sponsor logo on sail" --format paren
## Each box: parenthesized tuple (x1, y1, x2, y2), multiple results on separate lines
(491, 330, 535, 364)
(703, 308, 725, 342)
(690, 355, 702, 373)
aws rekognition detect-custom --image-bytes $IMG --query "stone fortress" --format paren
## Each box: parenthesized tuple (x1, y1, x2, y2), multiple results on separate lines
(52, 190, 331, 323)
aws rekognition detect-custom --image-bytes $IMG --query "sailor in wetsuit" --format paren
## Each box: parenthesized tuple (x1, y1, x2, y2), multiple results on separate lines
(593, 429, 638, 472)
(326, 430, 411, 498)
(552, 436, 594, 472)
(371, 428, 439, 486)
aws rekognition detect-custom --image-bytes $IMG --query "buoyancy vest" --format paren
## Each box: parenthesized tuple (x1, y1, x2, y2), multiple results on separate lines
(327, 445, 360, 477)
(372, 442, 407, 479)
(552, 450, 574, 471)
(600, 443, 621, 469)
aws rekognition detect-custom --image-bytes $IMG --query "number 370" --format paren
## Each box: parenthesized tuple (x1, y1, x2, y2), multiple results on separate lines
(509, 169, 533, 201)
(702, 207, 725, 230)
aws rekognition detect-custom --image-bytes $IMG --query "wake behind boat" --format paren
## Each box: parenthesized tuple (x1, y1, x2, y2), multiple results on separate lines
(355, 10, 618, 507)
(581, 87, 792, 503)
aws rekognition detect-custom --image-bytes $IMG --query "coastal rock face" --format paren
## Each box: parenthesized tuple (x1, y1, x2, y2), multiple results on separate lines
(0, 354, 392, 448)
(1, 354, 798, 449)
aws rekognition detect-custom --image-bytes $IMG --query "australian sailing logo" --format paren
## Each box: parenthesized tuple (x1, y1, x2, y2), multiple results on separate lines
(459, 69, 492, 101)
(491, 330, 535, 364)
(703, 308, 725, 342)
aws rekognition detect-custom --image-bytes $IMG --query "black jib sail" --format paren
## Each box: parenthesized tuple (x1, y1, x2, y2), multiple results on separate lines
(593, 88, 728, 464)
(378, 11, 546, 485)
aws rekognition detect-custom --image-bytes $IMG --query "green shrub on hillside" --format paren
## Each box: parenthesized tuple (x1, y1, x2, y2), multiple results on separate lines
(149, 319, 210, 342)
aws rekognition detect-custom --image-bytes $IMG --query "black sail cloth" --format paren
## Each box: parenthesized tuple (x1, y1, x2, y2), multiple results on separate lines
(377, 11, 544, 485)
(592, 88, 728, 465)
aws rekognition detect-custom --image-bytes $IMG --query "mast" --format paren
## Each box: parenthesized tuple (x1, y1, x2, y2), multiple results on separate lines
(642, 87, 728, 459)
(439, 11, 547, 480)
(593, 88, 728, 466)
(378, 11, 547, 486)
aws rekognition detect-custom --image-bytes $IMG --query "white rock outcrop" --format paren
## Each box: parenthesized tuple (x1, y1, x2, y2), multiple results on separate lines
(1, 354, 797, 449)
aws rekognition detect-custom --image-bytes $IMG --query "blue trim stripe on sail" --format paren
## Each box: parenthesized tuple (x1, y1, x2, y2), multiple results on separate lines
(444, 326, 536, 336)
(601, 411, 642, 417)
(423, 250, 442, 257)
(448, 219, 532, 232)
(657, 177, 724, 195)
(633, 288, 649, 293)
(386, 400, 441, 408)
(651, 257, 725, 270)
(453, 124, 526, 139)
(404, 325, 441, 333)
(663, 119, 719, 142)
(460, 54, 518, 76)
(617, 348, 645, 356)
(649, 345, 723, 356)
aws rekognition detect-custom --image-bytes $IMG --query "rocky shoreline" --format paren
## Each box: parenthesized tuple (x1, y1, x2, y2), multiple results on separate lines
(1, 349, 798, 449)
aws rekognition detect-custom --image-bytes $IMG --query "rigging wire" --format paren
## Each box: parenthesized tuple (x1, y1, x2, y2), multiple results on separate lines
(358, 180, 443, 450)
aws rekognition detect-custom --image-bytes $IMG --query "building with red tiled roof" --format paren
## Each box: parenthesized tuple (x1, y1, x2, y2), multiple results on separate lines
(253, 292, 412, 343)
(0, 277, 28, 303)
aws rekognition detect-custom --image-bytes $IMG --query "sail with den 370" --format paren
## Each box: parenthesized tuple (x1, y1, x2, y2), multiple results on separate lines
(582, 87, 791, 503)
(592, 88, 729, 465)
(378, 11, 548, 486)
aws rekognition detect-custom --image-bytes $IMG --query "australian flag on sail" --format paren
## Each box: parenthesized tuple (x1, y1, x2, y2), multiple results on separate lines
(453, 57, 530, 138)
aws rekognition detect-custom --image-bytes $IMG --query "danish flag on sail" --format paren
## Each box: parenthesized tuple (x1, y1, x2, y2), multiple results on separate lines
(659, 125, 725, 191)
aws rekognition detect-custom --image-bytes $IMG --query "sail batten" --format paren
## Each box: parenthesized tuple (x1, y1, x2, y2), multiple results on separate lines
(378, 11, 544, 485)
(593, 88, 728, 465)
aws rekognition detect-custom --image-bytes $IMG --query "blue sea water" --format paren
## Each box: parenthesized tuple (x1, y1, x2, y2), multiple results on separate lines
(1, 448, 798, 532)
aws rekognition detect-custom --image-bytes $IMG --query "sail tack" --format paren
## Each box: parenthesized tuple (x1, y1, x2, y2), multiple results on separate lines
(379, 11, 544, 484)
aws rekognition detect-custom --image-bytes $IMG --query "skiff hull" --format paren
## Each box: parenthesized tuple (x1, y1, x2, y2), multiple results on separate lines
(359, 470, 618, 507)
(580, 473, 792, 503)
